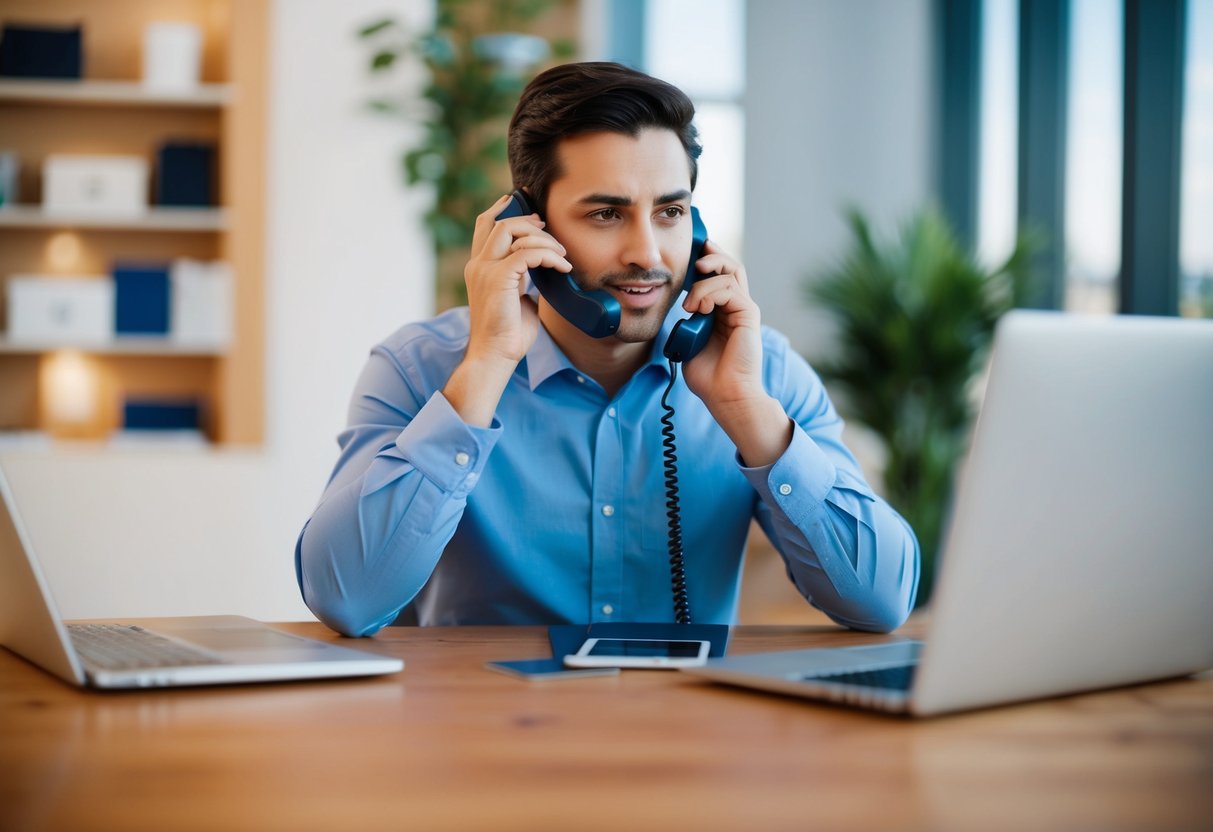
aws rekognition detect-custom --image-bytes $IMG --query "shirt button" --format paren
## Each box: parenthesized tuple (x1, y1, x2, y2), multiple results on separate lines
(454, 452, 470, 467)
(607, 407, 617, 418)
(602, 604, 614, 615)
(576, 375, 586, 384)
(778, 483, 793, 496)
(601, 505, 615, 517)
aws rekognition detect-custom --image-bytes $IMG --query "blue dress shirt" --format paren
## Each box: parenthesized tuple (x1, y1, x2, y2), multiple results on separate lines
(295, 305, 919, 636)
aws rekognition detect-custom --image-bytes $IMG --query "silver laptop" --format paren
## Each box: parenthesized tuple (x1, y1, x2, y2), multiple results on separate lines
(685, 311, 1213, 716)
(0, 464, 403, 689)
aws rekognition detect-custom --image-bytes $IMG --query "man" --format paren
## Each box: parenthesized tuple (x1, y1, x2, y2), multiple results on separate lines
(295, 62, 919, 636)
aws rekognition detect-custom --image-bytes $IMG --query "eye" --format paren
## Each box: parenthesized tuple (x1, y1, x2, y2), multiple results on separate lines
(589, 208, 622, 222)
(657, 205, 686, 222)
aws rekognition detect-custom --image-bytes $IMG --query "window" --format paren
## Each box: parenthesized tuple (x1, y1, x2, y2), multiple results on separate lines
(1181, 0, 1213, 318)
(975, 0, 1198, 316)
(606, 0, 746, 257)
(977, 0, 1020, 270)
(1064, 0, 1123, 314)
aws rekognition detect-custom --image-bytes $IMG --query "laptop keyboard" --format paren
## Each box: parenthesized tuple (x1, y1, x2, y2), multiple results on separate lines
(68, 623, 224, 670)
(801, 663, 917, 691)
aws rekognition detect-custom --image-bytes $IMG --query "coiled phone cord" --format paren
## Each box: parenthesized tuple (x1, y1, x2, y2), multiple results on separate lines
(660, 359, 691, 624)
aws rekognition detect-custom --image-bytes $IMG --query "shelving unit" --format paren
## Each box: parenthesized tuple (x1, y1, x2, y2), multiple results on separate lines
(0, 0, 266, 444)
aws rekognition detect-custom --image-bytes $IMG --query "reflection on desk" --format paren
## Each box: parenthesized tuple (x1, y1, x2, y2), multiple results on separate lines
(2, 622, 1212, 832)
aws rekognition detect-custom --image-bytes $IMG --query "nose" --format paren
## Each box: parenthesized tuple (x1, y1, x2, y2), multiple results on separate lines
(621, 218, 663, 272)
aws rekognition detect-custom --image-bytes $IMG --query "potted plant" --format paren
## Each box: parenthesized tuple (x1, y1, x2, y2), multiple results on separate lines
(359, 0, 575, 307)
(805, 207, 1036, 604)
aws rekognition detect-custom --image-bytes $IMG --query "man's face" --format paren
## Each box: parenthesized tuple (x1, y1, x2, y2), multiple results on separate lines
(543, 128, 694, 345)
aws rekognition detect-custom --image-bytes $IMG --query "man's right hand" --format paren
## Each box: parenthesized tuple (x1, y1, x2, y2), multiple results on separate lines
(442, 194, 572, 427)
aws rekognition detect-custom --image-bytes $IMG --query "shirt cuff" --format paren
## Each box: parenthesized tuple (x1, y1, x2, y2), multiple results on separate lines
(394, 391, 502, 494)
(738, 423, 838, 525)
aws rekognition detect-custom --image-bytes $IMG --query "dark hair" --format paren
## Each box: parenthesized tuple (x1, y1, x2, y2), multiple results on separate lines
(508, 62, 702, 213)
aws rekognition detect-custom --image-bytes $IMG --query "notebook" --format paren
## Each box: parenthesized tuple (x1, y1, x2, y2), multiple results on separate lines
(684, 311, 1213, 716)
(0, 464, 403, 689)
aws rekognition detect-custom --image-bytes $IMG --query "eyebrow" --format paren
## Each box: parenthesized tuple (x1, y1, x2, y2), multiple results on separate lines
(577, 189, 692, 208)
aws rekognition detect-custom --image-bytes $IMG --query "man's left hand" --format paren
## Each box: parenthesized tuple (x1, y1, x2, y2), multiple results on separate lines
(679, 241, 793, 468)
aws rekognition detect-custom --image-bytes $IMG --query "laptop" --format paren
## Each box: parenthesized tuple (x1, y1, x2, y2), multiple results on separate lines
(0, 464, 403, 689)
(685, 311, 1213, 716)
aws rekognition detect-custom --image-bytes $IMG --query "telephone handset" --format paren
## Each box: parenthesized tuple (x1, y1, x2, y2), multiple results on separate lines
(495, 190, 715, 363)
(495, 190, 619, 339)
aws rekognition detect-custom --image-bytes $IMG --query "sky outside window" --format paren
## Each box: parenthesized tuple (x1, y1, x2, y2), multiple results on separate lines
(978, 0, 1019, 270)
(1064, 0, 1123, 315)
(1181, 0, 1213, 318)
(643, 0, 745, 258)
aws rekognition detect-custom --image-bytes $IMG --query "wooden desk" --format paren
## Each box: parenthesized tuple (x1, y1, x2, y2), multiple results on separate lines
(2, 623, 1211, 832)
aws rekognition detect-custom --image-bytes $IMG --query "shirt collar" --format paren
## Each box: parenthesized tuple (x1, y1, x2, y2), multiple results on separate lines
(520, 296, 686, 392)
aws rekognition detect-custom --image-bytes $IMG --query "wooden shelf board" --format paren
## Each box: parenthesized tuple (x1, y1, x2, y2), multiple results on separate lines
(0, 79, 232, 108)
(0, 337, 227, 356)
(0, 205, 228, 232)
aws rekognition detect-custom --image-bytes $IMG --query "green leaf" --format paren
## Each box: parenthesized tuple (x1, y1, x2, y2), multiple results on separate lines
(404, 150, 446, 184)
(371, 50, 398, 71)
(367, 98, 399, 114)
(419, 33, 457, 67)
(479, 135, 508, 162)
(430, 213, 470, 249)
(357, 18, 396, 38)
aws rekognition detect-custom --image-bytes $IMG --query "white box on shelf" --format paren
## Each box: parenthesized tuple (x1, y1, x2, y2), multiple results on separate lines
(6, 275, 114, 345)
(143, 22, 203, 92)
(170, 258, 232, 347)
(42, 155, 149, 218)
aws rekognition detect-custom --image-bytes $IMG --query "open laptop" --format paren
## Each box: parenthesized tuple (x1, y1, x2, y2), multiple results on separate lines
(685, 311, 1213, 716)
(0, 464, 403, 689)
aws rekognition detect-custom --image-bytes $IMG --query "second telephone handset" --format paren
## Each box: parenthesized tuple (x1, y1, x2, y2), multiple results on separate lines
(496, 190, 715, 363)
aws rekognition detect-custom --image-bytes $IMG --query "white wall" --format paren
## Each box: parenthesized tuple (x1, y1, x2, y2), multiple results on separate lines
(745, 0, 937, 361)
(266, 0, 434, 480)
(2, 0, 435, 621)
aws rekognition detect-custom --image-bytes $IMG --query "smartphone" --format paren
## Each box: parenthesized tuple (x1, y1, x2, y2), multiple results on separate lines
(485, 657, 621, 681)
(562, 638, 710, 669)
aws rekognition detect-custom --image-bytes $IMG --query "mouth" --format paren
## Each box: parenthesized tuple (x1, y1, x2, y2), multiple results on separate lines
(607, 282, 667, 311)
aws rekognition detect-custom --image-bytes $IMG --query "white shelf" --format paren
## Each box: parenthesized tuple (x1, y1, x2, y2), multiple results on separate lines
(0, 79, 232, 108)
(0, 205, 228, 232)
(0, 337, 227, 357)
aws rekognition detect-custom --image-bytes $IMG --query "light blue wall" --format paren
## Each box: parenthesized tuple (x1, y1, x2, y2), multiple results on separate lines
(745, 0, 938, 359)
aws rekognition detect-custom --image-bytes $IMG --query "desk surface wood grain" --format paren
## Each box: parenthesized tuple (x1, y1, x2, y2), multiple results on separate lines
(2, 622, 1211, 832)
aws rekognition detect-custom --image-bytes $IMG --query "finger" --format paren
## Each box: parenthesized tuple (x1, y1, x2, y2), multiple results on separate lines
(685, 271, 741, 299)
(683, 274, 751, 314)
(694, 249, 741, 275)
(481, 216, 556, 261)
(471, 194, 517, 256)
(697, 241, 748, 287)
(509, 234, 567, 256)
(473, 195, 547, 257)
(505, 247, 572, 280)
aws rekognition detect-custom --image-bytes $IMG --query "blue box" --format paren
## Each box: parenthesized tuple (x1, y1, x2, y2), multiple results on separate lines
(113, 264, 171, 335)
(155, 142, 216, 207)
(0, 24, 83, 79)
(122, 398, 202, 431)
